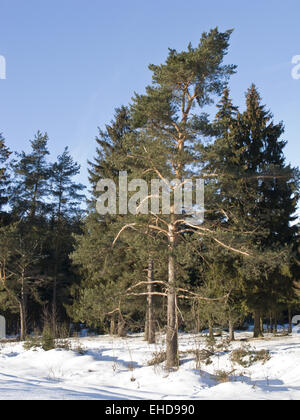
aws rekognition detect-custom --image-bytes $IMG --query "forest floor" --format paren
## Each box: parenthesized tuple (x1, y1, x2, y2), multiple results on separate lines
(0, 329, 300, 400)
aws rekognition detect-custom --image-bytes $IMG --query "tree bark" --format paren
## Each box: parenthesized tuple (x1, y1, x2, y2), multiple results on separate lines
(166, 221, 178, 369)
(253, 310, 263, 338)
(146, 258, 156, 344)
(229, 317, 235, 342)
(274, 313, 278, 334)
(270, 313, 274, 333)
(19, 301, 27, 341)
(52, 275, 57, 337)
(288, 306, 292, 334)
(110, 317, 116, 336)
(117, 313, 126, 337)
(19, 274, 27, 341)
(208, 318, 214, 341)
(260, 316, 264, 334)
(144, 312, 149, 341)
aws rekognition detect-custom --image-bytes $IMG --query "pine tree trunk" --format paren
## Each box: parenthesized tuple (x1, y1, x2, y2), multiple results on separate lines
(110, 317, 116, 336)
(229, 317, 235, 342)
(147, 258, 155, 344)
(195, 305, 201, 333)
(288, 306, 292, 334)
(19, 301, 26, 341)
(270, 313, 273, 333)
(52, 276, 57, 337)
(260, 317, 264, 334)
(166, 221, 178, 369)
(19, 275, 27, 341)
(253, 310, 263, 338)
(117, 314, 126, 337)
(208, 318, 214, 340)
(196, 315, 200, 333)
(144, 313, 149, 341)
(274, 313, 278, 334)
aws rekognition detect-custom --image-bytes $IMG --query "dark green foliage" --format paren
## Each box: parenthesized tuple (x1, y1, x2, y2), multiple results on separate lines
(41, 325, 56, 351)
(203, 85, 299, 334)
(0, 133, 11, 213)
(1, 30, 300, 345)
(230, 345, 271, 368)
(0, 131, 85, 338)
(50, 147, 85, 221)
(10, 131, 51, 220)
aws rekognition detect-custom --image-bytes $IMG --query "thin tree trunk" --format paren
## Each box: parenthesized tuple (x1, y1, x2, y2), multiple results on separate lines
(208, 318, 214, 340)
(110, 317, 116, 336)
(253, 310, 263, 338)
(20, 275, 27, 341)
(147, 258, 156, 344)
(270, 313, 273, 333)
(194, 303, 201, 333)
(19, 301, 26, 341)
(144, 312, 149, 341)
(229, 317, 235, 342)
(288, 306, 292, 334)
(166, 221, 178, 369)
(274, 313, 278, 334)
(117, 313, 126, 337)
(260, 317, 264, 334)
(52, 275, 57, 337)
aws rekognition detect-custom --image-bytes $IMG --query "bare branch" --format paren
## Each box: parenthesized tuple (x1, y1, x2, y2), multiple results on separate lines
(112, 223, 137, 246)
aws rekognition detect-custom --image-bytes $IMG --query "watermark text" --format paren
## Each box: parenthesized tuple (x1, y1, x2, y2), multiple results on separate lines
(292, 55, 300, 80)
(0, 55, 6, 80)
(96, 172, 205, 224)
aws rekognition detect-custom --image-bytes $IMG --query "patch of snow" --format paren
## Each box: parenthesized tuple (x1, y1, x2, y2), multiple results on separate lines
(0, 331, 300, 400)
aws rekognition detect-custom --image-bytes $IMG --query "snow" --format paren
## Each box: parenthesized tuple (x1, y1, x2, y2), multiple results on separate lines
(0, 331, 300, 400)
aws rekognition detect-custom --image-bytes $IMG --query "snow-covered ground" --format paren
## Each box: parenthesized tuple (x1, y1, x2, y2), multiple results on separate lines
(0, 331, 300, 400)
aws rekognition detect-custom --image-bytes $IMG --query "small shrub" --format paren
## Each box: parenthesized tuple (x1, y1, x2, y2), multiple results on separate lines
(23, 335, 42, 350)
(194, 348, 214, 369)
(57, 323, 70, 339)
(147, 351, 166, 366)
(73, 341, 87, 355)
(41, 327, 55, 351)
(56, 339, 72, 351)
(253, 349, 271, 365)
(213, 369, 234, 383)
(230, 345, 271, 368)
(230, 345, 254, 368)
(215, 338, 231, 353)
(205, 335, 216, 351)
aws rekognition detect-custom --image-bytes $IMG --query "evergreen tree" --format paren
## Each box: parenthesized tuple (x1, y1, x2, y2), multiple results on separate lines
(70, 107, 135, 333)
(70, 107, 158, 336)
(206, 86, 299, 337)
(10, 131, 51, 220)
(125, 28, 237, 367)
(0, 133, 11, 214)
(46, 147, 85, 334)
(50, 147, 85, 221)
(0, 223, 46, 340)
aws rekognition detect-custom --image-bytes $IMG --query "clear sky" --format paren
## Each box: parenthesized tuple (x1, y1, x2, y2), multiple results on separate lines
(0, 0, 299, 196)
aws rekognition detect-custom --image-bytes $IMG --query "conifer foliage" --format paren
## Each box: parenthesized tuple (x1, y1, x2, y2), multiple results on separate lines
(0, 29, 299, 355)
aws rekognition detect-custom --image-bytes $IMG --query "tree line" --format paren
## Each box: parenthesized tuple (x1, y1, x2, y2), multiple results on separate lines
(0, 28, 300, 368)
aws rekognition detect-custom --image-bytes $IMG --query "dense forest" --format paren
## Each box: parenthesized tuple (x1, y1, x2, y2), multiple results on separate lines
(1, 29, 299, 368)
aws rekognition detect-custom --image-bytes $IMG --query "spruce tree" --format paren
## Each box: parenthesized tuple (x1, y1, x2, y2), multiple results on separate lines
(0, 224, 46, 340)
(70, 107, 143, 334)
(0, 133, 10, 214)
(10, 131, 51, 220)
(47, 147, 85, 334)
(206, 86, 299, 337)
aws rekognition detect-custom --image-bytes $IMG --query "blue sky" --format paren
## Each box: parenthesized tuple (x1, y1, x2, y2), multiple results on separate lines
(0, 0, 299, 196)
